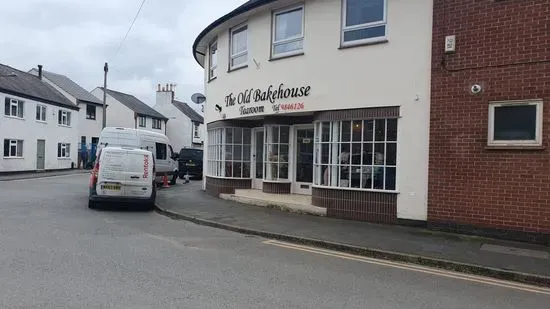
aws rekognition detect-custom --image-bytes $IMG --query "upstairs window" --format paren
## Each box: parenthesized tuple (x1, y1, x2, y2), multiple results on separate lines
(86, 104, 96, 120)
(229, 24, 248, 70)
(58, 110, 71, 126)
(209, 40, 218, 80)
(152, 118, 162, 129)
(272, 5, 304, 58)
(138, 116, 146, 127)
(4, 98, 24, 118)
(36, 105, 47, 122)
(342, 0, 387, 46)
(488, 100, 543, 147)
(194, 123, 200, 138)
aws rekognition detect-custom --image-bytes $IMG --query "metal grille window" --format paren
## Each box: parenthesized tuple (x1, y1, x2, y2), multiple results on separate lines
(57, 143, 71, 158)
(207, 128, 251, 178)
(342, 0, 387, 45)
(264, 125, 290, 181)
(3, 139, 23, 157)
(272, 5, 304, 57)
(4, 98, 24, 118)
(313, 119, 397, 191)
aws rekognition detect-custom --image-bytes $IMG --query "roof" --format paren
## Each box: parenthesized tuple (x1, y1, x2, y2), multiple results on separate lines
(173, 100, 204, 123)
(31, 69, 102, 105)
(100, 87, 168, 120)
(0, 64, 78, 110)
(193, 0, 277, 67)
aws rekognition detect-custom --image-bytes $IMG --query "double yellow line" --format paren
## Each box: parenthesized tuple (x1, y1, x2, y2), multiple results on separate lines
(263, 239, 550, 296)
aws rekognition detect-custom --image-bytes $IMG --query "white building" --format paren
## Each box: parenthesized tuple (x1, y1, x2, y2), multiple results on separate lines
(0, 64, 79, 172)
(29, 66, 104, 168)
(154, 83, 204, 152)
(192, 0, 432, 224)
(91, 87, 168, 133)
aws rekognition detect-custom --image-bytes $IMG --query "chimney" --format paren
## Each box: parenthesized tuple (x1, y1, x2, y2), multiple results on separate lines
(38, 65, 43, 79)
(157, 84, 161, 92)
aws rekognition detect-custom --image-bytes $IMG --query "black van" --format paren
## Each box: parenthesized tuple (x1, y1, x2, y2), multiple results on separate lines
(178, 148, 203, 180)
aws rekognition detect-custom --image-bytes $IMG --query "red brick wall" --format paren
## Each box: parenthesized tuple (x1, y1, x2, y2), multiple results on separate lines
(429, 0, 550, 234)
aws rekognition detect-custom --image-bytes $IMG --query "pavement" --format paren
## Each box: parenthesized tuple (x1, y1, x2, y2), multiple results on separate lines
(0, 169, 89, 181)
(156, 181, 550, 288)
(0, 174, 549, 308)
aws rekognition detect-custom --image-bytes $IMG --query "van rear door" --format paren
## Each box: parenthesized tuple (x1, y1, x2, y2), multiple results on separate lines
(97, 148, 153, 198)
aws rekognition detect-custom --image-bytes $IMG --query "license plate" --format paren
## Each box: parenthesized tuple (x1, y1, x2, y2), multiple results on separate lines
(102, 184, 121, 190)
(187, 163, 196, 166)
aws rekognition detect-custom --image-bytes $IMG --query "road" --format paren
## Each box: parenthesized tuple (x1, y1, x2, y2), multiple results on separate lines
(0, 174, 547, 308)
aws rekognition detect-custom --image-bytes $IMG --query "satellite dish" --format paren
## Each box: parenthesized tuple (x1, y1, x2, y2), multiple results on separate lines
(191, 93, 206, 104)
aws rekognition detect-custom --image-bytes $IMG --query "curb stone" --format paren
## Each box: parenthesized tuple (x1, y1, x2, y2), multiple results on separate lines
(154, 204, 550, 288)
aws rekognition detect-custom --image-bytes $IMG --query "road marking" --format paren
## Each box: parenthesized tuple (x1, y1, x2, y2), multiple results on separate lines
(263, 239, 550, 295)
(7, 173, 87, 182)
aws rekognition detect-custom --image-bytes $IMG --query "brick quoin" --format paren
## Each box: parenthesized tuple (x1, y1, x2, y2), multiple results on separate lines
(429, 0, 550, 236)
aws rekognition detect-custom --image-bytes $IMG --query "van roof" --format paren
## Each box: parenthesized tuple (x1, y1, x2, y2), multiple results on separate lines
(101, 127, 169, 139)
(101, 146, 152, 155)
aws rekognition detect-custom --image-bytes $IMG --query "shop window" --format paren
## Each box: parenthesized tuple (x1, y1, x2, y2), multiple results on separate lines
(488, 100, 543, 147)
(342, 0, 387, 46)
(3, 139, 23, 158)
(272, 5, 304, 58)
(264, 125, 290, 181)
(229, 24, 248, 70)
(207, 128, 251, 178)
(209, 40, 218, 80)
(313, 119, 397, 191)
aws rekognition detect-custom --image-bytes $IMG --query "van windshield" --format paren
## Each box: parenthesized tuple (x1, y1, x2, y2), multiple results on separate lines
(179, 149, 203, 161)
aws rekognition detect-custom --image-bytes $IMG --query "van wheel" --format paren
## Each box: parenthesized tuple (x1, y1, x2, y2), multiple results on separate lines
(170, 173, 177, 185)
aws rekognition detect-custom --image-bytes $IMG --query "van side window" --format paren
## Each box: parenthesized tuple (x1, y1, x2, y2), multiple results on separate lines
(155, 143, 167, 160)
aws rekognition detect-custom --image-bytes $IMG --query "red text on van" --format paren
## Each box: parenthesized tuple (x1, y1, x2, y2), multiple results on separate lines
(143, 155, 149, 179)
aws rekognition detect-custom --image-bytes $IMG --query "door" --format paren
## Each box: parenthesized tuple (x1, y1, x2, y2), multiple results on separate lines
(36, 139, 45, 170)
(251, 128, 264, 189)
(293, 126, 314, 195)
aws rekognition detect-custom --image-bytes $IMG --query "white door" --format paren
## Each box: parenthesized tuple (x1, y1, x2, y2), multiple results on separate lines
(293, 126, 314, 195)
(251, 128, 264, 189)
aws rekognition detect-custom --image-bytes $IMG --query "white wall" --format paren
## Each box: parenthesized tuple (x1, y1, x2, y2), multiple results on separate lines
(200, 0, 433, 220)
(91, 88, 136, 129)
(0, 92, 79, 172)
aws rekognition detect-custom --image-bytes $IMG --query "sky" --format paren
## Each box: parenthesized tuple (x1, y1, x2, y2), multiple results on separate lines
(0, 0, 247, 113)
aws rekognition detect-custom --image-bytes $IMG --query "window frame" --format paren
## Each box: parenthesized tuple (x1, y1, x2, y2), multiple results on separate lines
(264, 125, 290, 181)
(194, 123, 200, 138)
(36, 104, 47, 122)
(207, 127, 251, 178)
(229, 23, 249, 71)
(152, 118, 162, 130)
(57, 142, 71, 158)
(271, 4, 305, 59)
(86, 104, 96, 120)
(487, 99, 543, 147)
(3, 139, 23, 158)
(208, 40, 218, 80)
(4, 98, 24, 119)
(58, 110, 71, 126)
(341, 0, 388, 47)
(138, 116, 147, 128)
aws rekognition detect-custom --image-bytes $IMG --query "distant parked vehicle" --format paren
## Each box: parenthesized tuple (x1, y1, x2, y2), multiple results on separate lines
(96, 127, 179, 185)
(88, 147, 156, 209)
(178, 148, 203, 180)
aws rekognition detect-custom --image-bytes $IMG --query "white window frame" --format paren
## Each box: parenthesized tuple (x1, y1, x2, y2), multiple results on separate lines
(152, 118, 162, 129)
(3, 139, 23, 158)
(487, 99, 543, 147)
(229, 23, 248, 70)
(57, 143, 71, 158)
(58, 110, 71, 126)
(138, 116, 147, 128)
(207, 128, 251, 178)
(264, 125, 290, 181)
(208, 40, 218, 80)
(341, 0, 388, 47)
(194, 123, 200, 138)
(5, 98, 24, 118)
(271, 4, 305, 58)
(36, 105, 47, 122)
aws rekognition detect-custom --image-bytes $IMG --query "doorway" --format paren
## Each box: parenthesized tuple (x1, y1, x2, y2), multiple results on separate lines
(293, 126, 314, 195)
(251, 128, 264, 189)
(36, 139, 45, 170)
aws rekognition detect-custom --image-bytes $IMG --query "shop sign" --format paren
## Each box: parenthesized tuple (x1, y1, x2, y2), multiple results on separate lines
(225, 83, 311, 115)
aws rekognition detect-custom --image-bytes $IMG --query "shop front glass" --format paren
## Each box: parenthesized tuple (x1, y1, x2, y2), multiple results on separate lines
(264, 125, 290, 181)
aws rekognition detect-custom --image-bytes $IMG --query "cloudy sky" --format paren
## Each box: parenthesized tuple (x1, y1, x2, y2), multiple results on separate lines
(0, 0, 247, 112)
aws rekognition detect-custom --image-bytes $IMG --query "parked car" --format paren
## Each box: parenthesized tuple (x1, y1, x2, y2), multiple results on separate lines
(88, 147, 156, 209)
(96, 127, 179, 185)
(178, 148, 203, 180)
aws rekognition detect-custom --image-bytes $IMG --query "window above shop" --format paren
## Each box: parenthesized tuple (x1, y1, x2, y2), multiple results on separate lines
(341, 0, 387, 47)
(271, 5, 304, 59)
(229, 24, 248, 70)
(207, 127, 252, 178)
(209, 40, 218, 80)
(488, 100, 543, 148)
(314, 118, 397, 191)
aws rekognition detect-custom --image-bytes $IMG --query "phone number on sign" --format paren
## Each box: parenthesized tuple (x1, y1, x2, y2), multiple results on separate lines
(279, 103, 304, 111)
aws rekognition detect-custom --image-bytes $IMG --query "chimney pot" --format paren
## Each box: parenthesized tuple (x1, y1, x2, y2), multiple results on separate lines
(38, 65, 43, 79)
(157, 84, 161, 91)
(166, 83, 169, 91)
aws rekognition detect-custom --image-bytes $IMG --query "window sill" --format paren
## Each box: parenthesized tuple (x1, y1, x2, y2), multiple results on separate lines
(36, 120, 47, 124)
(58, 124, 71, 128)
(339, 38, 389, 50)
(207, 76, 217, 83)
(263, 179, 291, 183)
(269, 52, 304, 62)
(485, 145, 545, 150)
(227, 65, 248, 73)
(86, 118, 97, 121)
(3, 157, 24, 159)
(206, 175, 252, 180)
(57, 157, 72, 160)
(4, 115, 24, 120)
(312, 184, 399, 194)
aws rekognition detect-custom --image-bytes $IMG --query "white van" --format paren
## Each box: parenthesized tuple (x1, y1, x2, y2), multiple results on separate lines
(96, 127, 179, 184)
(89, 147, 156, 209)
